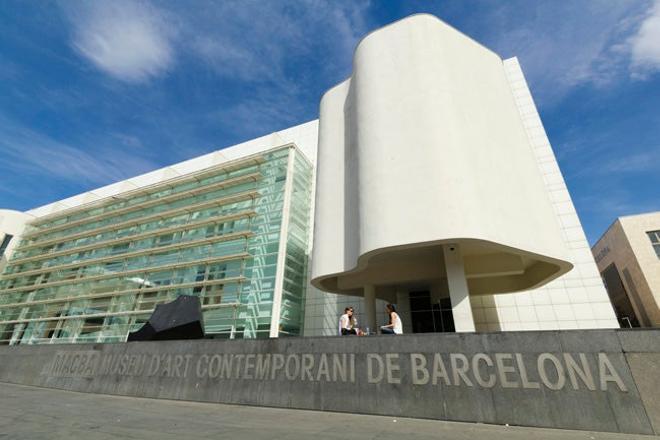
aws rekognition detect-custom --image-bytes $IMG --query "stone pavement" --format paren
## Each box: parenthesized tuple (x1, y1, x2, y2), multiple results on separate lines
(0, 382, 657, 440)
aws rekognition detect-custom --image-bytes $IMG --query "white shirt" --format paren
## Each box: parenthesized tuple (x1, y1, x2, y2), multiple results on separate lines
(338, 313, 349, 335)
(392, 312, 403, 334)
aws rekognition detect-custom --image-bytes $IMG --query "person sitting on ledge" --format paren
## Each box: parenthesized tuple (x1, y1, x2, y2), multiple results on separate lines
(338, 307, 358, 335)
(380, 304, 403, 335)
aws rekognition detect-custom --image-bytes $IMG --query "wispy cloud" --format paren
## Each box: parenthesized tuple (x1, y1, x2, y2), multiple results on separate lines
(569, 148, 660, 180)
(65, 0, 176, 83)
(563, 141, 660, 180)
(168, 0, 370, 138)
(630, 0, 660, 77)
(578, 187, 659, 244)
(0, 115, 159, 186)
(600, 150, 660, 174)
(481, 1, 657, 106)
(182, 1, 368, 84)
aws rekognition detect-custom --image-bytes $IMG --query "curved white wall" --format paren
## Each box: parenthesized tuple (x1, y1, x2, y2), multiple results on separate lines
(311, 15, 572, 296)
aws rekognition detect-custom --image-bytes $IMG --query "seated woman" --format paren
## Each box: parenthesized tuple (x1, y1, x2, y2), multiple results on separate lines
(380, 304, 403, 334)
(338, 307, 358, 335)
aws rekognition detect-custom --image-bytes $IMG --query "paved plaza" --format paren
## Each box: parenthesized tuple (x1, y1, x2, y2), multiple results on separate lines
(0, 382, 657, 440)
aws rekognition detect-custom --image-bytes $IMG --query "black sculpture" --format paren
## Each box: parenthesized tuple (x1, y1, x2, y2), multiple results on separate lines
(127, 295, 205, 341)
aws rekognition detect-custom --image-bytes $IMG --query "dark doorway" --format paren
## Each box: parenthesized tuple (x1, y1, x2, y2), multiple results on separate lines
(409, 291, 455, 333)
(601, 263, 643, 327)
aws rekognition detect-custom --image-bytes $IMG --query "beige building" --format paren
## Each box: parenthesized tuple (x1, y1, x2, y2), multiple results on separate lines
(592, 212, 660, 327)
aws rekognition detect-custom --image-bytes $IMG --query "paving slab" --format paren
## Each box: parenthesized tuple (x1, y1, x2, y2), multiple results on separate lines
(0, 382, 657, 440)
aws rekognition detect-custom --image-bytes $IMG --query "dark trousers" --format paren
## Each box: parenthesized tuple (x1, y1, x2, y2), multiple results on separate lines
(380, 327, 395, 334)
(341, 328, 357, 335)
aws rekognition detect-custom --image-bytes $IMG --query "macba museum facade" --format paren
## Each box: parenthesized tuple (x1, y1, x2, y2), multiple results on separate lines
(0, 15, 619, 345)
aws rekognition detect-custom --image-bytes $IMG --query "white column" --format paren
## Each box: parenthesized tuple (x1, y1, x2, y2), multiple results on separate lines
(395, 288, 412, 334)
(363, 284, 377, 333)
(442, 243, 476, 332)
(269, 147, 296, 338)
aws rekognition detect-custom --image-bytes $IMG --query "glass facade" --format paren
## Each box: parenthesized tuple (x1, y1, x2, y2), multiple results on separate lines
(276, 151, 313, 335)
(0, 146, 313, 344)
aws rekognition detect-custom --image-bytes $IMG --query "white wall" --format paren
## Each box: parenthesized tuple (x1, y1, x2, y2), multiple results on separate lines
(468, 58, 619, 332)
(311, 15, 572, 297)
(304, 19, 619, 336)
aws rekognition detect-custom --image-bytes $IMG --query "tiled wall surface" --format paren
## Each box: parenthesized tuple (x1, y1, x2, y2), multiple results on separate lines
(469, 58, 619, 332)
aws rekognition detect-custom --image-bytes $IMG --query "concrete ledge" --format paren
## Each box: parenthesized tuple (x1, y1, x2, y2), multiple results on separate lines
(1, 329, 658, 435)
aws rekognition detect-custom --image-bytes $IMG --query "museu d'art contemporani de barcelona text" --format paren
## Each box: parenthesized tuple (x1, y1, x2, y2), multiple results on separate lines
(0, 14, 659, 436)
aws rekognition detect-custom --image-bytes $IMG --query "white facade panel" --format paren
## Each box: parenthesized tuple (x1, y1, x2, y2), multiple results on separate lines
(467, 57, 618, 333)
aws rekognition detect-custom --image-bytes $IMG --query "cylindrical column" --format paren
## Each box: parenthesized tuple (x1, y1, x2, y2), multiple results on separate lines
(363, 284, 377, 333)
(442, 244, 476, 332)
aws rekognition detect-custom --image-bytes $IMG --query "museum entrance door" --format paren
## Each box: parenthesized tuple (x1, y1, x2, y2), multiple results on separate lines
(409, 291, 455, 333)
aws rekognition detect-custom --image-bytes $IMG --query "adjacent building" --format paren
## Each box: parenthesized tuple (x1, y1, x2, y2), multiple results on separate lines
(0, 14, 619, 345)
(592, 212, 660, 328)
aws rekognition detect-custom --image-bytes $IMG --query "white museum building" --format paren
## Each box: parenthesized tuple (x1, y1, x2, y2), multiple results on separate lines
(0, 15, 619, 345)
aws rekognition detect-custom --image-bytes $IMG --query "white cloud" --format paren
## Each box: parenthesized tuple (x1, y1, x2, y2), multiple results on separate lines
(67, 1, 175, 83)
(480, 1, 656, 106)
(630, 0, 660, 76)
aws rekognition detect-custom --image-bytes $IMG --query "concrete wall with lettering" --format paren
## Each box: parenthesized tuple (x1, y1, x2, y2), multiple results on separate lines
(0, 329, 658, 435)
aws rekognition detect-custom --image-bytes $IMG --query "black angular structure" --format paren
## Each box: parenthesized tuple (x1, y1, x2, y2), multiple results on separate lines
(127, 295, 204, 342)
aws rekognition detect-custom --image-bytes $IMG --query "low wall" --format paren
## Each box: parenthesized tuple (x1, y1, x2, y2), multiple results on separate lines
(1, 329, 658, 435)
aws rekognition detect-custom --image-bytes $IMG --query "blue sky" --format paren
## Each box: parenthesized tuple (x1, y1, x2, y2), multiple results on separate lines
(0, 0, 659, 244)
